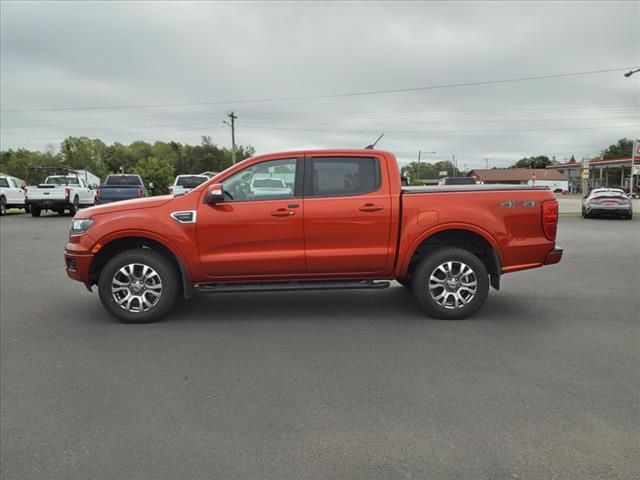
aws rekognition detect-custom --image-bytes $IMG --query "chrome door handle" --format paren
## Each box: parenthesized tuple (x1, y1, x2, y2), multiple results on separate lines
(359, 204, 383, 212)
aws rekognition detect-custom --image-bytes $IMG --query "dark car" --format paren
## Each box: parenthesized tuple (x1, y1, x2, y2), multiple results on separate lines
(582, 188, 633, 219)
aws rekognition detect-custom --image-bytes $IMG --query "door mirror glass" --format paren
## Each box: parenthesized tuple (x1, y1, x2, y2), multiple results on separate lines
(205, 183, 225, 204)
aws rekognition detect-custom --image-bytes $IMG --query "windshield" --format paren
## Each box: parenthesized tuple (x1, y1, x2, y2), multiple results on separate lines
(46, 177, 79, 185)
(105, 175, 142, 186)
(176, 176, 207, 188)
(252, 178, 286, 188)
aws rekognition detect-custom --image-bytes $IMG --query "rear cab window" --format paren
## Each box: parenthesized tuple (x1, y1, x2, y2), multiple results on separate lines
(307, 156, 381, 197)
(105, 176, 142, 186)
(176, 176, 208, 188)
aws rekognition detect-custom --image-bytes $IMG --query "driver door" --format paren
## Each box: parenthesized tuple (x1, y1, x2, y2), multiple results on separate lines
(196, 157, 305, 278)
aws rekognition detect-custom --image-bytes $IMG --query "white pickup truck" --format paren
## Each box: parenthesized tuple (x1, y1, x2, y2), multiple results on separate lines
(26, 175, 96, 217)
(169, 174, 210, 196)
(0, 175, 29, 215)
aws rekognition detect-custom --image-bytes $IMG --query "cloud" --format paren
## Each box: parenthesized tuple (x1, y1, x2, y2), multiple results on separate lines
(1, 1, 638, 168)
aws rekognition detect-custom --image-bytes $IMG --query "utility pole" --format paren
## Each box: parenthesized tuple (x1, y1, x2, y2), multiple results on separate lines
(223, 111, 238, 164)
(416, 150, 436, 181)
(452, 154, 457, 176)
(485, 158, 489, 169)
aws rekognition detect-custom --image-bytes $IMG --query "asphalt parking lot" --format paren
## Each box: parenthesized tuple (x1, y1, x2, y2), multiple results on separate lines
(1, 211, 638, 480)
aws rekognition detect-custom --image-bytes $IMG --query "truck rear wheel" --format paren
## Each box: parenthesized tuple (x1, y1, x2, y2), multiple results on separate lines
(412, 247, 489, 320)
(98, 248, 179, 323)
(68, 196, 79, 216)
(0, 196, 6, 216)
(30, 207, 41, 217)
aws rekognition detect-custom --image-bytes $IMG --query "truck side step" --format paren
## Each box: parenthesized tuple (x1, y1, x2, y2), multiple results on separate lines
(195, 280, 391, 294)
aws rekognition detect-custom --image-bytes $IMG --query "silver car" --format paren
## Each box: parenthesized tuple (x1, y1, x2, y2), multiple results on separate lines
(582, 188, 633, 219)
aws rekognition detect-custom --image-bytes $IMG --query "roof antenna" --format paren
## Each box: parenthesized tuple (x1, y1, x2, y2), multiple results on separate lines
(365, 133, 384, 150)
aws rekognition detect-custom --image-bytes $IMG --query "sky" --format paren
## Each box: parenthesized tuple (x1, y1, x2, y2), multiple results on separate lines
(1, 1, 638, 169)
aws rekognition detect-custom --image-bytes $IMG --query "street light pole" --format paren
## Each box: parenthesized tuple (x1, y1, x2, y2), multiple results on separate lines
(416, 150, 436, 181)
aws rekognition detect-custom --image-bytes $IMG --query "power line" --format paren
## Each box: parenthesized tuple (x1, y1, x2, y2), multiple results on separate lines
(1, 67, 635, 113)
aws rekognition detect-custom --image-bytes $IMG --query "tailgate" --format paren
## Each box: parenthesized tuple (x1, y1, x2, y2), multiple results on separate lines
(27, 187, 65, 200)
(98, 186, 139, 200)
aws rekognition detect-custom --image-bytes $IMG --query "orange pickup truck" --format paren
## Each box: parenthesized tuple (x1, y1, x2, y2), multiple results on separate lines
(64, 149, 562, 323)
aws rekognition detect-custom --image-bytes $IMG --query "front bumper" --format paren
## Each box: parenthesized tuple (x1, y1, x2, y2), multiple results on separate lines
(64, 235, 97, 283)
(544, 246, 563, 265)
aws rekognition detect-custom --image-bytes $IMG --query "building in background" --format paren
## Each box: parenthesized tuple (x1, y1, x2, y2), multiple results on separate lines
(546, 157, 638, 193)
(468, 168, 569, 192)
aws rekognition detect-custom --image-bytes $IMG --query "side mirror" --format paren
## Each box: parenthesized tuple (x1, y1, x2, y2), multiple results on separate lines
(205, 183, 225, 204)
(148, 182, 155, 190)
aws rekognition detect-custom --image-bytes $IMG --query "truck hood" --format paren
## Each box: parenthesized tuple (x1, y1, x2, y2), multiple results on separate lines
(79, 195, 174, 218)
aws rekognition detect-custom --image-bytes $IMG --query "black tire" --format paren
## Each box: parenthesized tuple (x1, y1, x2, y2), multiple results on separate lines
(30, 207, 41, 217)
(396, 278, 413, 290)
(412, 247, 490, 320)
(98, 248, 180, 323)
(24, 203, 30, 214)
(0, 196, 6, 216)
(581, 207, 586, 218)
(68, 196, 79, 216)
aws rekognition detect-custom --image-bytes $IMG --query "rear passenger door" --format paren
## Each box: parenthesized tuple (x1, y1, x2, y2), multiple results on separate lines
(303, 154, 392, 274)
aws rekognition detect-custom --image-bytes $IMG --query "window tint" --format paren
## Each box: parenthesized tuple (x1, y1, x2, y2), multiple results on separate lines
(222, 158, 296, 201)
(46, 177, 80, 185)
(176, 176, 207, 188)
(0, 178, 9, 188)
(593, 190, 625, 198)
(310, 157, 380, 196)
(105, 175, 142, 186)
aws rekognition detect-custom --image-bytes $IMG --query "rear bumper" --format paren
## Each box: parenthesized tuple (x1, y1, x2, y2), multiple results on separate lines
(586, 206, 632, 216)
(544, 246, 563, 265)
(29, 198, 69, 209)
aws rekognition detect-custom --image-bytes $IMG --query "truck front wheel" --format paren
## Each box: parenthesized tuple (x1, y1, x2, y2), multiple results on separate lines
(98, 249, 179, 323)
(412, 247, 489, 320)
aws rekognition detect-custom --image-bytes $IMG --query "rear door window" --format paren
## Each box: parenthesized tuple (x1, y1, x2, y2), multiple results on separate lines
(308, 157, 380, 197)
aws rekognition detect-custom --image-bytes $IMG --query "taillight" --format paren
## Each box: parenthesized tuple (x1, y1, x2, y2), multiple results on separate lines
(65, 188, 70, 201)
(542, 200, 558, 241)
(168, 185, 173, 194)
(95, 188, 100, 201)
(137, 186, 143, 197)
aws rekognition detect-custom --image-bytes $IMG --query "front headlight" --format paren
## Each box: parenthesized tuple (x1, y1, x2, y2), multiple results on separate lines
(70, 218, 94, 235)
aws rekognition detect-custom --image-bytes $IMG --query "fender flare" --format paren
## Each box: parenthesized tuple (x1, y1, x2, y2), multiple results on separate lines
(92, 229, 196, 299)
(398, 222, 503, 279)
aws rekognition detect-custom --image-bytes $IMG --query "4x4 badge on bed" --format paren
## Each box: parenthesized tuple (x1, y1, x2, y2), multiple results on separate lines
(501, 200, 537, 208)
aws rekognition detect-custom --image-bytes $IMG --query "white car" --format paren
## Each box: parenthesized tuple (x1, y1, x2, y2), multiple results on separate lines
(0, 175, 28, 215)
(169, 174, 210, 197)
(249, 177, 292, 198)
(26, 175, 96, 217)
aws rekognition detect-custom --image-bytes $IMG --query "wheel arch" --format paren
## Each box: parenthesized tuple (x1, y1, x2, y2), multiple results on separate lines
(89, 234, 195, 298)
(400, 226, 502, 290)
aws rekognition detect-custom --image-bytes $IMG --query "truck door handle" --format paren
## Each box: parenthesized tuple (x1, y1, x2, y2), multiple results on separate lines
(359, 203, 383, 212)
(271, 208, 295, 217)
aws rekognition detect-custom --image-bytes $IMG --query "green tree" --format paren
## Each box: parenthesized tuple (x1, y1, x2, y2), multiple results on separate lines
(601, 138, 633, 159)
(512, 156, 551, 169)
(60, 137, 109, 180)
(132, 156, 175, 195)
